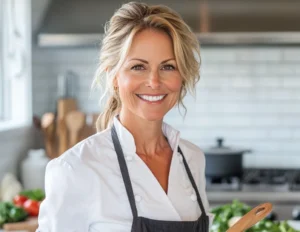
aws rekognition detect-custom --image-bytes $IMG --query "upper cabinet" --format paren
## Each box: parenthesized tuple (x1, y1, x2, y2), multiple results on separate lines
(34, 0, 300, 47)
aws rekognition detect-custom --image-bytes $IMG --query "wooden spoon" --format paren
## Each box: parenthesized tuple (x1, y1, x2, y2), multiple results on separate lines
(65, 111, 86, 147)
(41, 112, 56, 159)
(227, 202, 273, 232)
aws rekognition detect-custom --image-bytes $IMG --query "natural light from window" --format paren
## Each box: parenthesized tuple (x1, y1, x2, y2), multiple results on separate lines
(0, 0, 32, 131)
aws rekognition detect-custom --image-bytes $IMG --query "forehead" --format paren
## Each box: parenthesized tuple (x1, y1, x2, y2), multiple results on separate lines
(126, 29, 175, 59)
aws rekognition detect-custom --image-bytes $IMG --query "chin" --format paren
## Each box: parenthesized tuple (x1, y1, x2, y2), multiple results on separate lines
(139, 111, 166, 122)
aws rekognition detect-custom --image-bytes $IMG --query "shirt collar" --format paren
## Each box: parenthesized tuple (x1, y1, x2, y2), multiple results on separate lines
(112, 115, 180, 154)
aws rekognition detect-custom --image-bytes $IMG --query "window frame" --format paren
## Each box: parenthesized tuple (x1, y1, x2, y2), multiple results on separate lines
(0, 0, 32, 132)
(0, 0, 4, 120)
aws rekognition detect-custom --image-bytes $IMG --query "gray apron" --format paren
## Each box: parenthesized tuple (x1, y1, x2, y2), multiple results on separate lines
(111, 125, 209, 232)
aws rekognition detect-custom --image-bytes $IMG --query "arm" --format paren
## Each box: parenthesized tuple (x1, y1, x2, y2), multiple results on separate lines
(36, 158, 91, 232)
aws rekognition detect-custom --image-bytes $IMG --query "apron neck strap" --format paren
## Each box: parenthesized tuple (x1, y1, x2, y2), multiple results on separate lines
(111, 125, 138, 218)
(177, 146, 207, 216)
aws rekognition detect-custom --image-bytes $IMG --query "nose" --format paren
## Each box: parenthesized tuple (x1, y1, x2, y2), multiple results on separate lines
(146, 70, 161, 89)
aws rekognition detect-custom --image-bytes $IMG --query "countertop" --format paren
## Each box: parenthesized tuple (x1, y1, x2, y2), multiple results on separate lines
(1, 222, 300, 231)
(0, 231, 27, 232)
(289, 221, 300, 230)
(208, 191, 300, 203)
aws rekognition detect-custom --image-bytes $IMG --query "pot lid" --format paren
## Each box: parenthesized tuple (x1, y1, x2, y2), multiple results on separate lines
(204, 137, 251, 155)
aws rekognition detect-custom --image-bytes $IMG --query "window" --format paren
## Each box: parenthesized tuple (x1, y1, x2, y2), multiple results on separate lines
(0, 0, 32, 131)
(0, 0, 4, 120)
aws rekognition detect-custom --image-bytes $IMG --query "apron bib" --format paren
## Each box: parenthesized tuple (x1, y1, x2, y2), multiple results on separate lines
(111, 125, 209, 232)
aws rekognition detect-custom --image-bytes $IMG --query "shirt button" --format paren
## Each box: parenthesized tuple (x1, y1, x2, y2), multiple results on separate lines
(190, 194, 197, 202)
(125, 156, 133, 161)
(135, 195, 142, 202)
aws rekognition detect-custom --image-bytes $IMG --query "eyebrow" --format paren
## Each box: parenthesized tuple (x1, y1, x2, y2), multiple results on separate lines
(128, 58, 175, 64)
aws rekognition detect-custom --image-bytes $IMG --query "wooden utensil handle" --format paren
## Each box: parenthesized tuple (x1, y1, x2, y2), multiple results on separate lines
(45, 139, 54, 158)
(227, 202, 273, 232)
(70, 132, 79, 147)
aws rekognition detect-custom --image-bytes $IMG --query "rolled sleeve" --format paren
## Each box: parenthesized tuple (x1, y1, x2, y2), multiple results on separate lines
(36, 158, 91, 232)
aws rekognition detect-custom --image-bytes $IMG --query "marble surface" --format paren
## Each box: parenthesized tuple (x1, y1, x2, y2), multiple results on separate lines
(288, 221, 300, 230)
(208, 191, 300, 203)
(0, 231, 27, 232)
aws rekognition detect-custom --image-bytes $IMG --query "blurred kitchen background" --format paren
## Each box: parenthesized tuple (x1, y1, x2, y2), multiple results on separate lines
(0, 0, 300, 223)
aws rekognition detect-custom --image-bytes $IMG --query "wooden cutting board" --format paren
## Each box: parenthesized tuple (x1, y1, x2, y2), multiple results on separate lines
(2, 217, 38, 232)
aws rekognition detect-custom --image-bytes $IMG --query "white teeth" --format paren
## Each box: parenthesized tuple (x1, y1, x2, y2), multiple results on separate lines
(137, 94, 166, 102)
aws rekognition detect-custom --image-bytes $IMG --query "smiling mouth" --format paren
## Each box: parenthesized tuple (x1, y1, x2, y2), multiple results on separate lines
(136, 94, 167, 102)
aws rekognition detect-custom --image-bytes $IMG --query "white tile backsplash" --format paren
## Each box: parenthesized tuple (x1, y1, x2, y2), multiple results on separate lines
(32, 46, 300, 168)
(0, 126, 37, 181)
(283, 49, 300, 62)
(235, 48, 282, 62)
(283, 77, 300, 87)
(294, 130, 300, 139)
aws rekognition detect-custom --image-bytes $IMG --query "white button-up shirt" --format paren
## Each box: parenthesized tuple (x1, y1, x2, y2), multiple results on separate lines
(37, 116, 214, 232)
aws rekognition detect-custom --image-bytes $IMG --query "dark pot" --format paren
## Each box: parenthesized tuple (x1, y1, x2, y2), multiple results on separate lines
(204, 138, 251, 178)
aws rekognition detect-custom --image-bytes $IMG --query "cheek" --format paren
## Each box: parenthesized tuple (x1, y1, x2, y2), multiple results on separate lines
(117, 74, 140, 100)
(118, 75, 133, 89)
(166, 76, 182, 93)
(117, 69, 145, 89)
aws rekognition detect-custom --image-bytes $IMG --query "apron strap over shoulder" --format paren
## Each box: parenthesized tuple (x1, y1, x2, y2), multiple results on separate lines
(177, 146, 207, 217)
(112, 125, 138, 218)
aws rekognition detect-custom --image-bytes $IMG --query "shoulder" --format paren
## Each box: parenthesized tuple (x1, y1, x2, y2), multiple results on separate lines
(178, 138, 205, 164)
(46, 127, 113, 178)
(56, 127, 113, 165)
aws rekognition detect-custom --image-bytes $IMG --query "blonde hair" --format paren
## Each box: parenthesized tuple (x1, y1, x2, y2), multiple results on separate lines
(93, 2, 201, 131)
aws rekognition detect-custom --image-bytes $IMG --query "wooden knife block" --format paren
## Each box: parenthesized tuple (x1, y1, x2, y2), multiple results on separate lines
(56, 98, 78, 156)
(46, 98, 99, 158)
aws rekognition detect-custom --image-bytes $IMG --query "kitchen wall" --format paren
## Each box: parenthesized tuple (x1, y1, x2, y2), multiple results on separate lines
(32, 46, 300, 168)
(0, 127, 37, 181)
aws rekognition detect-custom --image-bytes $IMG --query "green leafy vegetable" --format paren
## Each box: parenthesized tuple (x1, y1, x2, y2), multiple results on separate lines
(19, 188, 45, 201)
(0, 202, 28, 228)
(211, 200, 300, 232)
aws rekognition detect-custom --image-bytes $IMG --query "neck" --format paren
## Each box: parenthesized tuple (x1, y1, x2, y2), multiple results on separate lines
(118, 110, 169, 156)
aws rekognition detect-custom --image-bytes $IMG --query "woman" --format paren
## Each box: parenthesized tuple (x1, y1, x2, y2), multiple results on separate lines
(37, 2, 214, 232)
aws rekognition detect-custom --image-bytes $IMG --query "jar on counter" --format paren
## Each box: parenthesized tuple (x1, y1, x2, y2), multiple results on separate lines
(21, 149, 50, 190)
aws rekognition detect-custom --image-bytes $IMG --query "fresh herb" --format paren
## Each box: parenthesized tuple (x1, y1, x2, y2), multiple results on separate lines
(211, 200, 300, 232)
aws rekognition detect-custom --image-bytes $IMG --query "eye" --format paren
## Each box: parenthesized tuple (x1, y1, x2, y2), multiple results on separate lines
(131, 64, 145, 70)
(162, 64, 175, 70)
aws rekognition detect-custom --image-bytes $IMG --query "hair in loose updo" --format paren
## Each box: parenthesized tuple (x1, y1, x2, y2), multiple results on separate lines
(92, 2, 201, 131)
